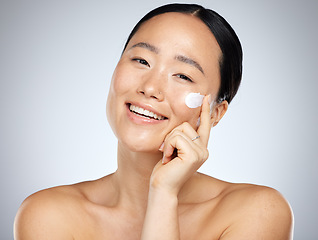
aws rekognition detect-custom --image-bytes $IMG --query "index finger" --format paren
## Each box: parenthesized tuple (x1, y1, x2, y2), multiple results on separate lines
(197, 95, 213, 147)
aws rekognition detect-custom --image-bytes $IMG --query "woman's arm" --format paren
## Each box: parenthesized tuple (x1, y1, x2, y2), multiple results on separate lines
(141, 188, 180, 239)
(141, 96, 212, 239)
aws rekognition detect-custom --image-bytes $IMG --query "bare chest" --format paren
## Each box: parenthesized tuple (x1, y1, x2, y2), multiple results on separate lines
(72, 203, 226, 240)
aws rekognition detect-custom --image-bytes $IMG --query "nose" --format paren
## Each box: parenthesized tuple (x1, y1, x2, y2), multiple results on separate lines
(137, 72, 165, 101)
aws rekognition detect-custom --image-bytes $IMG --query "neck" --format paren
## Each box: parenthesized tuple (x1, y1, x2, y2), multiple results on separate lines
(112, 142, 163, 213)
(110, 142, 205, 215)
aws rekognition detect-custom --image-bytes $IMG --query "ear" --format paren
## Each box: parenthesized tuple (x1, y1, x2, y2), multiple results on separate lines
(210, 100, 228, 127)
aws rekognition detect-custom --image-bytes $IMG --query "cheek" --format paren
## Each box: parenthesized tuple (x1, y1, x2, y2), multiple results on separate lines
(106, 71, 121, 118)
(106, 64, 135, 115)
(168, 90, 201, 128)
(106, 65, 134, 130)
(111, 66, 134, 94)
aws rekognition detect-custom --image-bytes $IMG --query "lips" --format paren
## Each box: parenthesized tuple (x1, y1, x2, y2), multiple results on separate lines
(128, 104, 167, 120)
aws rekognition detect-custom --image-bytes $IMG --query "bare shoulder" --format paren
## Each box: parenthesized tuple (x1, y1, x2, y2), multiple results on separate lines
(218, 182, 294, 239)
(192, 174, 293, 239)
(14, 180, 102, 240)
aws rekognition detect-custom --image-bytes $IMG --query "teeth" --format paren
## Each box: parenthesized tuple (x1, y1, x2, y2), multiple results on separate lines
(129, 104, 165, 120)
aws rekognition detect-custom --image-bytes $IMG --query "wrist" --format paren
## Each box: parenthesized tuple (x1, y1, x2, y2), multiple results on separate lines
(149, 174, 181, 197)
(148, 187, 179, 205)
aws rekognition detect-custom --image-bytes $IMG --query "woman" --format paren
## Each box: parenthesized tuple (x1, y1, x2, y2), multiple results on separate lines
(14, 3, 293, 239)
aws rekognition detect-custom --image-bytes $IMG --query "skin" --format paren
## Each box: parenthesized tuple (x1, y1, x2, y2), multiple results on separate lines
(14, 12, 293, 240)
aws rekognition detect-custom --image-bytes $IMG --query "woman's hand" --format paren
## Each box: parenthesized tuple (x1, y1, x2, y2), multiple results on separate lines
(141, 95, 212, 239)
(149, 95, 213, 196)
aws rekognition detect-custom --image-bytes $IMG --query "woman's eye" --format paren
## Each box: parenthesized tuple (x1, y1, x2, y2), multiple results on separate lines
(133, 58, 150, 67)
(176, 74, 193, 82)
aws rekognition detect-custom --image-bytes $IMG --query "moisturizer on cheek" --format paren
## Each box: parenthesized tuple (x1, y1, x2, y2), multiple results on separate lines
(185, 92, 205, 108)
(185, 92, 215, 127)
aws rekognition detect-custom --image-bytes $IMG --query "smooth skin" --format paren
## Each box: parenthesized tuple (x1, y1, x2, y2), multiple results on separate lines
(14, 13, 293, 240)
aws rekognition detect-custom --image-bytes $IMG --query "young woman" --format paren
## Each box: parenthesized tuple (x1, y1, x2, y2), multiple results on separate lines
(14, 3, 293, 239)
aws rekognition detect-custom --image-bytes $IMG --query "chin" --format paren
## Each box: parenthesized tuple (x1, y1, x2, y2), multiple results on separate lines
(118, 134, 162, 153)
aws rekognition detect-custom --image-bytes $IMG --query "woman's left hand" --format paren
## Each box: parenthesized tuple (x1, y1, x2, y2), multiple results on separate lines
(150, 95, 213, 196)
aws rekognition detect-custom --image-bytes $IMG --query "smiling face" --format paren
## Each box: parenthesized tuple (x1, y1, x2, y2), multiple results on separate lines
(106, 12, 223, 152)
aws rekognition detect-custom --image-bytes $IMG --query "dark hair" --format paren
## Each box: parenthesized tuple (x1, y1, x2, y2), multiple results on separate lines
(122, 3, 243, 104)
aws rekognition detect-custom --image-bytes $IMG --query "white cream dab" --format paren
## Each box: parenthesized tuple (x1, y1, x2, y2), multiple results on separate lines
(185, 92, 204, 108)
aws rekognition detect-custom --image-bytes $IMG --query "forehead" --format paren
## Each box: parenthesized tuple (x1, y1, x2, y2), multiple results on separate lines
(127, 12, 221, 82)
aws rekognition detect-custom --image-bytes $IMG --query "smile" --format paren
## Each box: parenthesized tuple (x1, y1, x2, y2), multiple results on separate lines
(129, 104, 167, 120)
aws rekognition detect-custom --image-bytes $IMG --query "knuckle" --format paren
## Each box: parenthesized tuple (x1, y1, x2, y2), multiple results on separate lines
(197, 148, 209, 161)
(190, 151, 201, 165)
(166, 129, 181, 142)
(203, 149, 209, 160)
(170, 129, 181, 138)
(182, 122, 191, 128)
(171, 133, 182, 141)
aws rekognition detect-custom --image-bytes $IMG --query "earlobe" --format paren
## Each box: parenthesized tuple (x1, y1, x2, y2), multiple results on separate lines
(211, 100, 228, 127)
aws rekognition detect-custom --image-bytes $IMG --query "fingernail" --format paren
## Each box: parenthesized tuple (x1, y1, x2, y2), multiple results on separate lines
(208, 94, 212, 104)
(208, 95, 214, 116)
(196, 117, 201, 127)
(162, 153, 165, 164)
(159, 142, 164, 151)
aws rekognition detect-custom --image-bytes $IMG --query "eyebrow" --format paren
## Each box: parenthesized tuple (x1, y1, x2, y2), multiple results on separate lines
(130, 42, 159, 54)
(130, 41, 204, 75)
(175, 55, 204, 75)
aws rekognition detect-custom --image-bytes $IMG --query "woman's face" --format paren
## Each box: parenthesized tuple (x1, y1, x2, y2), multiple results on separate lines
(107, 12, 222, 152)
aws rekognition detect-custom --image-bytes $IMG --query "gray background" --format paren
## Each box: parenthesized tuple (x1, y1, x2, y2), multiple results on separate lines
(1, 0, 317, 239)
